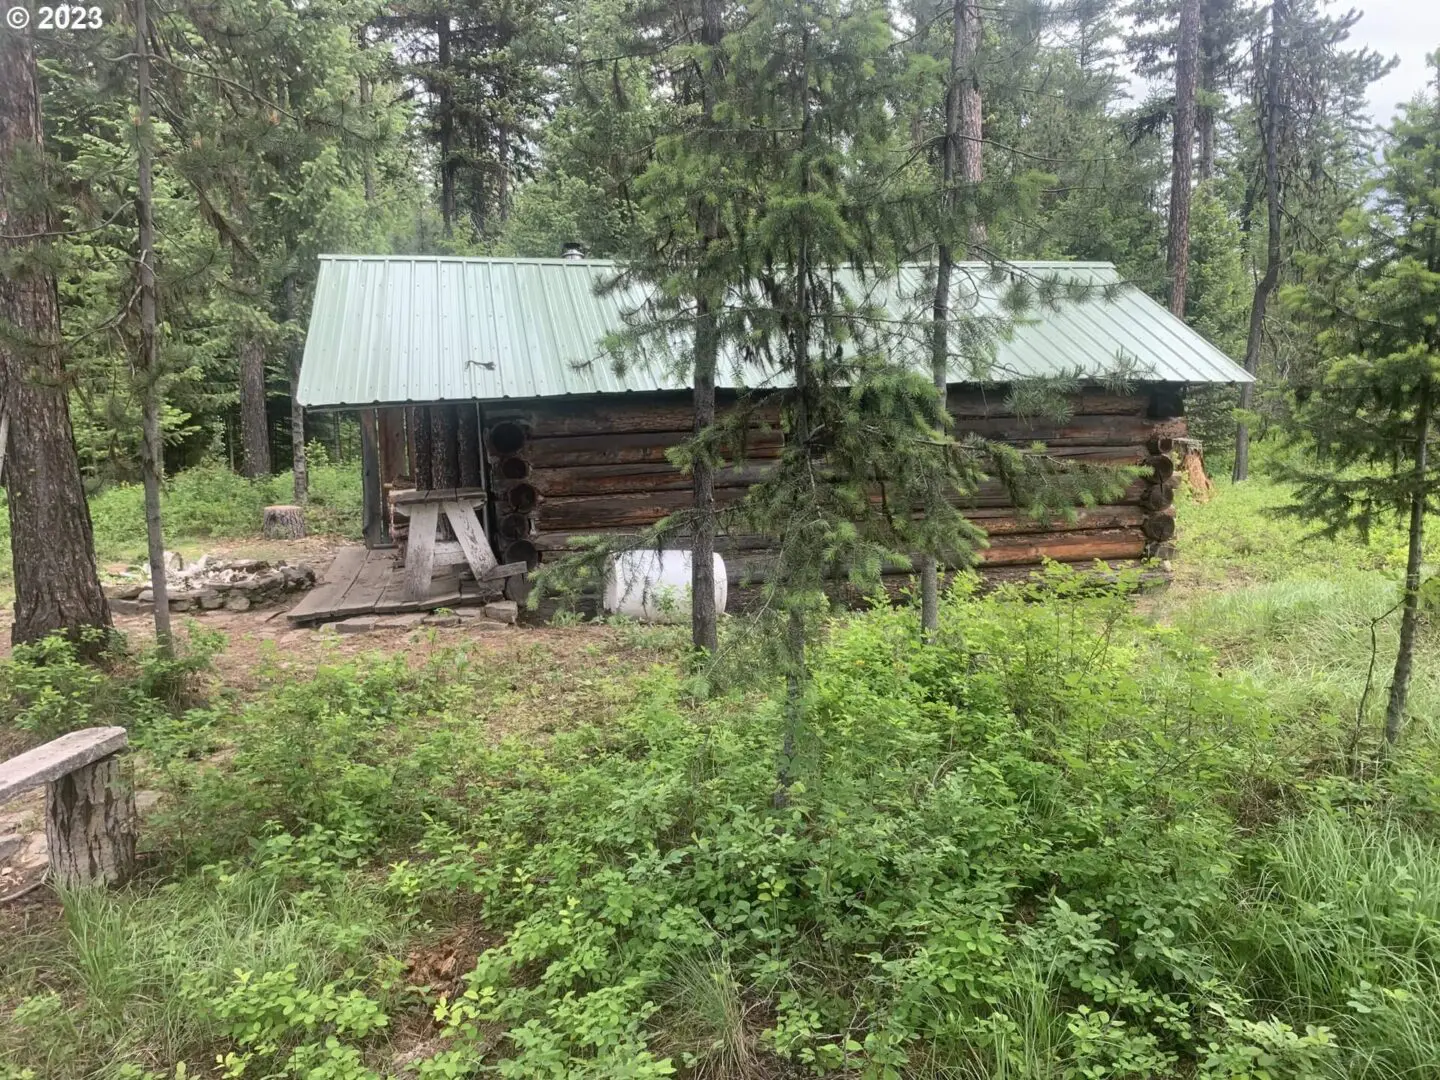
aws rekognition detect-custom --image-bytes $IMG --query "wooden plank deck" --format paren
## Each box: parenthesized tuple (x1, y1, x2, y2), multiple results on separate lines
(286, 546, 494, 625)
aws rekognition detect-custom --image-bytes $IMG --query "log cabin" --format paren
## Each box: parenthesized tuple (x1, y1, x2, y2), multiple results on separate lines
(296, 255, 1252, 606)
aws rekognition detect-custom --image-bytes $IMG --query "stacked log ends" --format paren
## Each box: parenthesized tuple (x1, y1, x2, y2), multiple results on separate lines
(1139, 446, 1179, 563)
(486, 419, 538, 584)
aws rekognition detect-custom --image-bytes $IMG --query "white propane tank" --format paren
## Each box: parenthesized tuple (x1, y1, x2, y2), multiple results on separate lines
(603, 550, 727, 624)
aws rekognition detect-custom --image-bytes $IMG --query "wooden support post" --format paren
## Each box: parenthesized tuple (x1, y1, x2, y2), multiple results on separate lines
(378, 408, 408, 485)
(45, 754, 137, 888)
(359, 409, 387, 547)
(403, 502, 439, 599)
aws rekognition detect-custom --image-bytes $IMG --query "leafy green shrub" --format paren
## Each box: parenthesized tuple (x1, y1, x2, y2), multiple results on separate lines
(0, 627, 223, 747)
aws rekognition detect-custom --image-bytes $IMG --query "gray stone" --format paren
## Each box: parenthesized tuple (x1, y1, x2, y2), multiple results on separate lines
(375, 613, 427, 629)
(336, 617, 377, 634)
(224, 595, 252, 613)
(483, 600, 519, 625)
(254, 570, 285, 589)
(0, 834, 20, 862)
(138, 588, 154, 603)
(105, 583, 146, 600)
(198, 590, 225, 610)
(135, 790, 162, 814)
(110, 598, 154, 616)
(0, 727, 129, 803)
(466, 618, 508, 633)
(163, 550, 184, 572)
(425, 615, 461, 628)
(169, 598, 195, 613)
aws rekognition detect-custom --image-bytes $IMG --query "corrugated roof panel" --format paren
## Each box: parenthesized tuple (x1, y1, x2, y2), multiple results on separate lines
(297, 256, 1252, 407)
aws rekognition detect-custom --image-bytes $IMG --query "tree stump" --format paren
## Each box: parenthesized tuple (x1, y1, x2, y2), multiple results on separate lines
(262, 504, 306, 539)
(44, 754, 136, 888)
(1176, 438, 1214, 502)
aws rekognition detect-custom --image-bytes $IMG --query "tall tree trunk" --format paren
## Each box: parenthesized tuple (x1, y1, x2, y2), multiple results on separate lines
(777, 4, 814, 809)
(0, 25, 112, 650)
(136, 0, 172, 653)
(691, 0, 724, 656)
(1197, 105, 1215, 183)
(437, 18, 456, 239)
(1234, 0, 1285, 482)
(238, 335, 271, 477)
(358, 40, 376, 204)
(923, 0, 984, 634)
(958, 0, 985, 252)
(1167, 0, 1201, 317)
(1384, 392, 1430, 747)
(286, 277, 308, 503)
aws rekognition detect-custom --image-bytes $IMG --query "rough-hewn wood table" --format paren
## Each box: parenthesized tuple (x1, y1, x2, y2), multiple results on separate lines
(392, 488, 497, 600)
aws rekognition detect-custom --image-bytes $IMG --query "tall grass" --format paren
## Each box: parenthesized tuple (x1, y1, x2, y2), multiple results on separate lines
(1211, 813, 1440, 1079)
(0, 867, 410, 1079)
(1160, 473, 1439, 759)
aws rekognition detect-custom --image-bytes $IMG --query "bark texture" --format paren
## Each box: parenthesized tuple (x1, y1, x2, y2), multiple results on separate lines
(690, 0, 724, 656)
(286, 276, 308, 503)
(958, 0, 985, 252)
(923, 0, 986, 633)
(45, 754, 137, 888)
(1167, 0, 1201, 317)
(1233, 0, 1285, 482)
(1385, 397, 1430, 747)
(262, 504, 306, 539)
(0, 23, 112, 648)
(136, 0, 172, 651)
(238, 335, 271, 476)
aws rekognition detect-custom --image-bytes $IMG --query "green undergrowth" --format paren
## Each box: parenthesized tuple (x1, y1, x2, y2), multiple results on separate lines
(1158, 469, 1440, 764)
(4, 573, 1439, 1079)
(0, 625, 224, 760)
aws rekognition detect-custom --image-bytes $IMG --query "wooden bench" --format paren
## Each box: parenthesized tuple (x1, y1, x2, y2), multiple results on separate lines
(0, 727, 135, 887)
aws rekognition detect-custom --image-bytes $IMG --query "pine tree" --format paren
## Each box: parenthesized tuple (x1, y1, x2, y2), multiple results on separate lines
(1281, 67, 1440, 747)
(0, 20, 112, 650)
(1166, 0, 1199, 316)
(1232, 0, 1283, 481)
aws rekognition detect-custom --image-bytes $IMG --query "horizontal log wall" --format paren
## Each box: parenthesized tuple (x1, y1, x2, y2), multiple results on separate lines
(475, 386, 1185, 604)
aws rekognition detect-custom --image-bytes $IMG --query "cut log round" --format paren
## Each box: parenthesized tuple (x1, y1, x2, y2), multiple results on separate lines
(506, 483, 539, 513)
(1141, 483, 1175, 511)
(44, 753, 136, 888)
(487, 421, 528, 456)
(1142, 511, 1177, 542)
(262, 504, 306, 539)
(498, 513, 532, 541)
(503, 539, 540, 570)
(1143, 454, 1176, 482)
(496, 456, 531, 481)
(1146, 435, 1176, 455)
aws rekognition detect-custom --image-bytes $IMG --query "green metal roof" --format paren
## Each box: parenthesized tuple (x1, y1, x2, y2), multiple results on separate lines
(298, 255, 1253, 408)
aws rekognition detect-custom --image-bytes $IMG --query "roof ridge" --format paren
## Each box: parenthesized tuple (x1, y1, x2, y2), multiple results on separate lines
(315, 253, 1122, 271)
